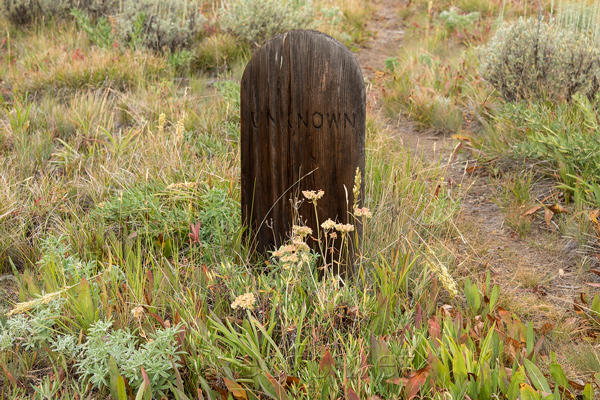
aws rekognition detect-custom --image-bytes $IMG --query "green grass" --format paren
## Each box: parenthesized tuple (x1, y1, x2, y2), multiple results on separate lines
(0, 0, 598, 398)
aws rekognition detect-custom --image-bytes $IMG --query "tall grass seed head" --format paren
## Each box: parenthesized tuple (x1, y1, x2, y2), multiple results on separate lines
(353, 167, 362, 207)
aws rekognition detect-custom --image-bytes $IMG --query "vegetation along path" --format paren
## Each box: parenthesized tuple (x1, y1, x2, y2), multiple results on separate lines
(357, 0, 600, 380)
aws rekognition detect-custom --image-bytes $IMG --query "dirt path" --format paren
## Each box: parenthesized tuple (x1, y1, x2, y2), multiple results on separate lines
(356, 0, 595, 372)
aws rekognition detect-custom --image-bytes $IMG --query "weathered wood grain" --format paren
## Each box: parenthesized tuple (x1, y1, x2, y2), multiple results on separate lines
(241, 30, 366, 273)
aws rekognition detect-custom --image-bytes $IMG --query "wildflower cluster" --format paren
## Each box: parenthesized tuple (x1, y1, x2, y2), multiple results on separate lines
(231, 292, 256, 310)
(354, 207, 372, 218)
(302, 189, 324, 203)
(335, 223, 354, 234)
(293, 224, 313, 238)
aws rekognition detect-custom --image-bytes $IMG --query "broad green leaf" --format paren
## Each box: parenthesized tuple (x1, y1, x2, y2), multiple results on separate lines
(490, 284, 500, 310)
(583, 383, 594, 400)
(507, 366, 526, 400)
(135, 380, 148, 400)
(526, 322, 534, 354)
(520, 383, 541, 400)
(549, 363, 568, 388)
(117, 376, 127, 400)
(109, 355, 120, 400)
(453, 345, 468, 382)
(524, 358, 551, 393)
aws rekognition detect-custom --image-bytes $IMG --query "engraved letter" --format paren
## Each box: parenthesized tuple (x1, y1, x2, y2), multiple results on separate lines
(298, 111, 308, 128)
(312, 112, 323, 129)
(344, 113, 356, 128)
(327, 113, 340, 128)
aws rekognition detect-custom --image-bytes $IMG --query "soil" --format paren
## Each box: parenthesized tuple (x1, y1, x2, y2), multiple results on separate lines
(355, 0, 600, 377)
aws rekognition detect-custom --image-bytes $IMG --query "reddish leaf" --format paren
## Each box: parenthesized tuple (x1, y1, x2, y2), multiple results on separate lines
(538, 322, 554, 335)
(347, 387, 360, 400)
(548, 204, 568, 214)
(147, 310, 167, 328)
(404, 365, 431, 400)
(320, 350, 335, 377)
(574, 303, 586, 315)
(433, 185, 441, 198)
(0, 363, 23, 388)
(224, 378, 248, 400)
(415, 304, 422, 328)
(585, 282, 600, 288)
(451, 134, 473, 142)
(590, 268, 600, 277)
(428, 316, 441, 348)
(265, 373, 288, 400)
(140, 366, 150, 387)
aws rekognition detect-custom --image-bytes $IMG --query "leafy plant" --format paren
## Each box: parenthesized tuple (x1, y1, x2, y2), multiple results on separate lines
(76, 319, 182, 396)
(220, 0, 315, 46)
(438, 7, 480, 32)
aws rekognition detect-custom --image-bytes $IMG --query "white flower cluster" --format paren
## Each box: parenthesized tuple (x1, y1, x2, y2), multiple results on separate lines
(231, 292, 256, 310)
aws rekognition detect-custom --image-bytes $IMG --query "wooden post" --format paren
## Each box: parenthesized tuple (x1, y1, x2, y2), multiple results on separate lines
(241, 30, 366, 274)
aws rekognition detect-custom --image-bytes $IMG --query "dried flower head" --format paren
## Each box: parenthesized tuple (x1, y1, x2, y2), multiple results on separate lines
(354, 207, 372, 218)
(293, 225, 313, 238)
(231, 292, 256, 310)
(292, 239, 310, 252)
(281, 254, 299, 264)
(329, 232, 338, 239)
(302, 190, 324, 203)
(131, 306, 145, 320)
(335, 223, 354, 234)
(321, 219, 336, 231)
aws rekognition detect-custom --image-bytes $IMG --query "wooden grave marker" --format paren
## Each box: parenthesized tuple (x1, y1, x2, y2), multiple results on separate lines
(241, 30, 365, 273)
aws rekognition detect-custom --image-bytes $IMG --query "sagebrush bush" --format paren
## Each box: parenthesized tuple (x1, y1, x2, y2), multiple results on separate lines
(479, 16, 600, 102)
(220, 0, 314, 46)
(76, 320, 181, 395)
(1, 0, 71, 25)
(117, 0, 206, 51)
(3, 0, 205, 52)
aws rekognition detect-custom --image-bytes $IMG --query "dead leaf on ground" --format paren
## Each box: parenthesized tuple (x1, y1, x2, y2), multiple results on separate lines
(584, 282, 600, 288)
(523, 205, 543, 216)
(537, 322, 554, 335)
(545, 208, 553, 228)
(548, 204, 568, 214)
(590, 268, 600, 277)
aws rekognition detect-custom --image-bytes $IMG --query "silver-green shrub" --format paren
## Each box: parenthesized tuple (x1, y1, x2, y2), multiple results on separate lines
(0, 0, 73, 25)
(479, 16, 600, 102)
(116, 0, 206, 51)
(220, 0, 314, 46)
(76, 319, 182, 395)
